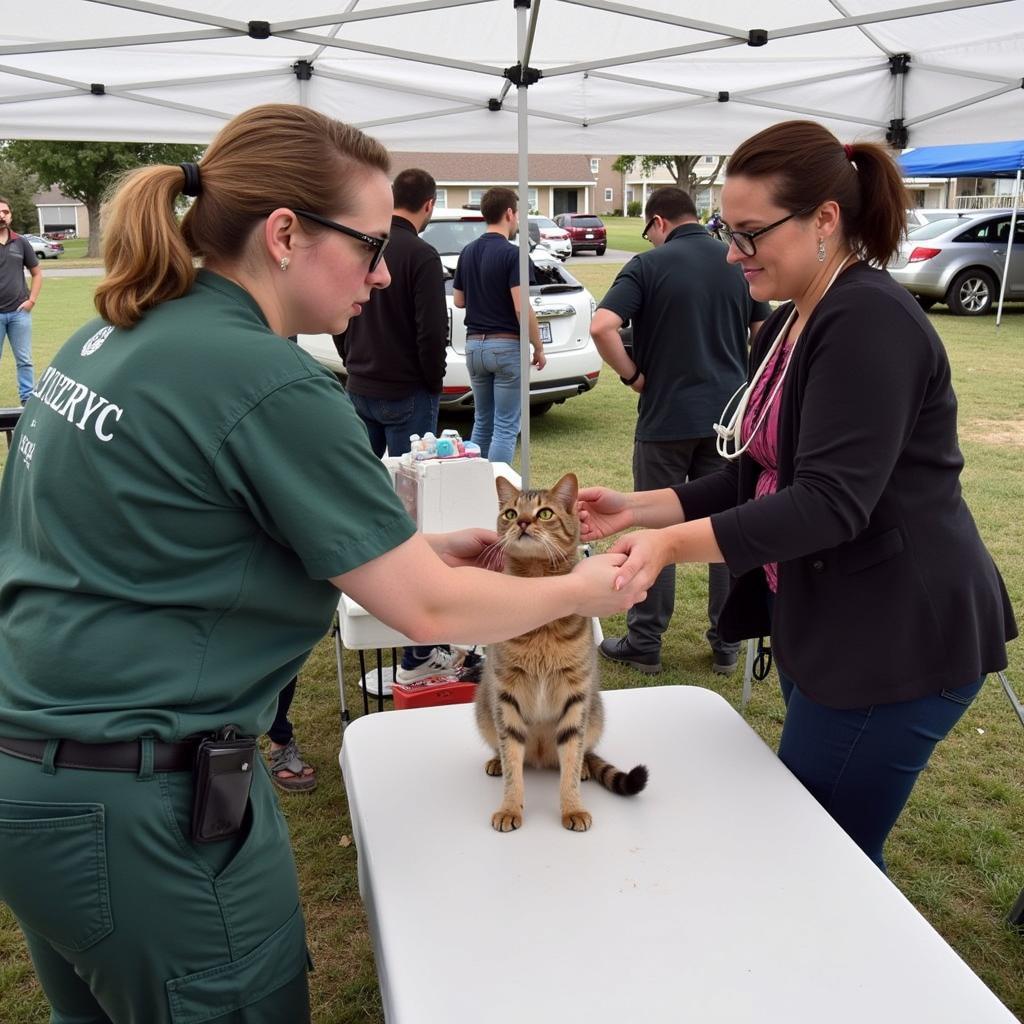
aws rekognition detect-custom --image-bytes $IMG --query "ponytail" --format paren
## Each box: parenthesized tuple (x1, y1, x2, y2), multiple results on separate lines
(727, 120, 910, 267)
(94, 165, 196, 329)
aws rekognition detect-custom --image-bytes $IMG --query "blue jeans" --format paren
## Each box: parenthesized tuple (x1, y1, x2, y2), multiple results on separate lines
(465, 339, 521, 465)
(777, 667, 984, 872)
(0, 310, 34, 403)
(349, 390, 440, 458)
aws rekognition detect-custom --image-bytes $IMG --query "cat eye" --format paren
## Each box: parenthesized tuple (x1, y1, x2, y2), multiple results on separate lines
(537, 508, 554, 520)
(502, 509, 517, 520)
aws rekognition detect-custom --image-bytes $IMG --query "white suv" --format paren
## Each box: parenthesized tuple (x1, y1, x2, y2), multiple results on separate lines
(298, 208, 601, 414)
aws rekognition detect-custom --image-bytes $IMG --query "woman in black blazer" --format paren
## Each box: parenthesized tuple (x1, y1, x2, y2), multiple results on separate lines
(579, 120, 1016, 871)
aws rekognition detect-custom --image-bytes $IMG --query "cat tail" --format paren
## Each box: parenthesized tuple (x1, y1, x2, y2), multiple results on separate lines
(584, 752, 648, 796)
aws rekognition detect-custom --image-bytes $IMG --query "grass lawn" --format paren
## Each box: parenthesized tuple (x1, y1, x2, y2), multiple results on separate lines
(0, 274, 1022, 1022)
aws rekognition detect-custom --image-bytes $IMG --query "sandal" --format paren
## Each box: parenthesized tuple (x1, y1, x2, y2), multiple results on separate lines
(268, 738, 317, 793)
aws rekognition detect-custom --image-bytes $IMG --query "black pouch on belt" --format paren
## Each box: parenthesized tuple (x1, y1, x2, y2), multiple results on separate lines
(191, 726, 256, 843)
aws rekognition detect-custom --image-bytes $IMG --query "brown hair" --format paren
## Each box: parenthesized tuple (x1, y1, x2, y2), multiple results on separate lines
(393, 168, 436, 212)
(481, 187, 518, 225)
(644, 186, 697, 223)
(726, 120, 908, 267)
(95, 104, 390, 328)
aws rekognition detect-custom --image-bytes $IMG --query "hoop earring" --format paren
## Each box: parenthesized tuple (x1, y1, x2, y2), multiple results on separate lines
(817, 239, 826, 263)
(279, 257, 290, 271)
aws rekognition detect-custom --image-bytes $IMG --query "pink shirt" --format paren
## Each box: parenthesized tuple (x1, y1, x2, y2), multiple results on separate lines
(741, 335, 794, 592)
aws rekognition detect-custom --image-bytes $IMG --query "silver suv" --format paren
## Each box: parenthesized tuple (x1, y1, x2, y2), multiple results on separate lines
(888, 211, 1023, 315)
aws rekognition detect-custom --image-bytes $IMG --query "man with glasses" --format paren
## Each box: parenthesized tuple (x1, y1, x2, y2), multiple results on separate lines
(0, 197, 42, 405)
(590, 186, 769, 676)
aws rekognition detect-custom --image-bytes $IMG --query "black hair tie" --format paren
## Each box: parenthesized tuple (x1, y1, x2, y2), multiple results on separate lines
(179, 162, 202, 198)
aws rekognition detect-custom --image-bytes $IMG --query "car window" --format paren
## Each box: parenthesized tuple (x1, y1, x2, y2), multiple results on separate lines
(907, 219, 965, 239)
(532, 217, 558, 230)
(567, 216, 603, 228)
(954, 218, 1008, 243)
(421, 220, 486, 255)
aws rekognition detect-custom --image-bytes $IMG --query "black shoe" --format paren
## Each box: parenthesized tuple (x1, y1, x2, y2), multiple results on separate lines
(711, 650, 739, 676)
(599, 636, 661, 675)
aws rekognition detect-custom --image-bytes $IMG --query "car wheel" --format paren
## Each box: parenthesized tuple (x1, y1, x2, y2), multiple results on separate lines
(596, 245, 606, 256)
(530, 402, 553, 417)
(915, 296, 936, 311)
(946, 268, 995, 316)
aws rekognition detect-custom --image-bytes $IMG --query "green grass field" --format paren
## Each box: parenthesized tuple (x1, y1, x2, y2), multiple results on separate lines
(0, 273, 1022, 1022)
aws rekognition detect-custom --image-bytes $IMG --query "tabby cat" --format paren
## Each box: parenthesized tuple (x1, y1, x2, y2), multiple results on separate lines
(475, 472, 648, 832)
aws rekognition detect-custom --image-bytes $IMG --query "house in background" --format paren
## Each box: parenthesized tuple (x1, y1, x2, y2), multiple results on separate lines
(33, 187, 89, 237)
(391, 153, 594, 217)
(592, 154, 727, 216)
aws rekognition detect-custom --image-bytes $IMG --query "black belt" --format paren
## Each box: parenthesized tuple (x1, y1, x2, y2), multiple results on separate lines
(0, 736, 199, 772)
(466, 332, 520, 341)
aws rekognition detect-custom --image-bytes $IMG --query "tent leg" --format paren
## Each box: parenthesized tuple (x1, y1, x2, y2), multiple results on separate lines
(995, 168, 1020, 328)
(516, 2, 531, 488)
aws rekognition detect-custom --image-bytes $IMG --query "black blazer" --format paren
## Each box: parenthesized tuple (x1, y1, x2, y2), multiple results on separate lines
(674, 263, 1016, 708)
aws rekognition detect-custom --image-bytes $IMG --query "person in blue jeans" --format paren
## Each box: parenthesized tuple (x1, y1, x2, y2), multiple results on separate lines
(336, 168, 447, 459)
(0, 197, 43, 404)
(453, 186, 544, 466)
(577, 120, 1016, 873)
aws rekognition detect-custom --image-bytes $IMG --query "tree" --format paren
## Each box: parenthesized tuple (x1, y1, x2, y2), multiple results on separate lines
(4, 140, 203, 257)
(612, 154, 727, 210)
(0, 159, 41, 234)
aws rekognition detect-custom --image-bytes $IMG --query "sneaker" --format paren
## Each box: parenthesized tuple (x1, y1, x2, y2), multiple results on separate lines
(712, 650, 739, 676)
(598, 636, 661, 675)
(396, 646, 463, 684)
(459, 648, 485, 683)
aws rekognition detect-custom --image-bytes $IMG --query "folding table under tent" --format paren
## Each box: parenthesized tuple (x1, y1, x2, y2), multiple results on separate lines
(4, 0, 1024, 482)
(900, 139, 1024, 324)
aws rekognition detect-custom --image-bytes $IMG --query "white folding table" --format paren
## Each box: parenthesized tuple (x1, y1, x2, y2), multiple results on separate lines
(340, 685, 1017, 1024)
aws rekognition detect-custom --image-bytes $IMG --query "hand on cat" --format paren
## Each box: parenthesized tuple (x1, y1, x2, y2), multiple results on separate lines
(576, 486, 635, 541)
(570, 552, 647, 614)
(608, 529, 674, 595)
(428, 528, 501, 569)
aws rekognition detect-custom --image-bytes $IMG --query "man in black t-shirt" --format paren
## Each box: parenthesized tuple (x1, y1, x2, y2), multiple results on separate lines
(0, 197, 42, 404)
(453, 187, 543, 466)
(591, 187, 770, 676)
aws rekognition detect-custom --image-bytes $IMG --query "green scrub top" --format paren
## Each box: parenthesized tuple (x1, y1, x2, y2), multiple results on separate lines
(0, 270, 415, 742)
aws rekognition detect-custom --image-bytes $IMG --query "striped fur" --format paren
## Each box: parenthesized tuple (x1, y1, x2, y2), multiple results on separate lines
(474, 473, 648, 832)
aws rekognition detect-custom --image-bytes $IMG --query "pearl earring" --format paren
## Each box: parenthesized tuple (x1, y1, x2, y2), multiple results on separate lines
(280, 257, 290, 271)
(817, 239, 826, 263)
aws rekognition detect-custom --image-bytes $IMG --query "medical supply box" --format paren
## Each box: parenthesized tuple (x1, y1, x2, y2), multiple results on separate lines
(392, 456, 500, 533)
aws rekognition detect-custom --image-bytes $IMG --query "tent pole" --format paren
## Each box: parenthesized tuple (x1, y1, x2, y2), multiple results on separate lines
(995, 167, 1020, 328)
(516, 0, 531, 487)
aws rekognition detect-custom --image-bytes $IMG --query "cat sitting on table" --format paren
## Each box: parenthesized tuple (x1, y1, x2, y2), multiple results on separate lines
(475, 472, 648, 832)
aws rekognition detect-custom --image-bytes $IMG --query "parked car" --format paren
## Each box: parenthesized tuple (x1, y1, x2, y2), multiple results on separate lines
(888, 210, 1023, 315)
(23, 234, 63, 259)
(553, 213, 607, 255)
(527, 216, 571, 261)
(297, 207, 601, 415)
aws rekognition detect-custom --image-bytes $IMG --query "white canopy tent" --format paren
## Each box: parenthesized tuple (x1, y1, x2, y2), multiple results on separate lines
(4, 0, 1023, 480)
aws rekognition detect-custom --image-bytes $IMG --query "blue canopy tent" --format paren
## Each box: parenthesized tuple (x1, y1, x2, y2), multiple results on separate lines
(899, 140, 1024, 324)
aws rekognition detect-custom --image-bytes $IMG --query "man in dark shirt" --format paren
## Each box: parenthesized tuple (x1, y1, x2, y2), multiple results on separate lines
(453, 187, 543, 466)
(0, 197, 42, 405)
(590, 187, 770, 676)
(336, 168, 447, 457)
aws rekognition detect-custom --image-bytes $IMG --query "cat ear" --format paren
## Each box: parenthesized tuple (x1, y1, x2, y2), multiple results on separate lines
(549, 473, 579, 511)
(495, 476, 519, 505)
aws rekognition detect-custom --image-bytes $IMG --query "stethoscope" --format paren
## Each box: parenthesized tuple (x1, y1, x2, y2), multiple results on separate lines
(714, 255, 855, 461)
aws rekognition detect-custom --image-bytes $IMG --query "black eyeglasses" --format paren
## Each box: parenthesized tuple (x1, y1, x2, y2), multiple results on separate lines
(641, 215, 657, 242)
(720, 205, 817, 257)
(293, 209, 389, 272)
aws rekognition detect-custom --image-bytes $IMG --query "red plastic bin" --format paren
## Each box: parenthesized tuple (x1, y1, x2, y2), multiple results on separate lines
(391, 676, 478, 710)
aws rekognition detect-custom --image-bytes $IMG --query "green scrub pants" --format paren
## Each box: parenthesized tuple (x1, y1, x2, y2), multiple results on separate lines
(0, 748, 311, 1023)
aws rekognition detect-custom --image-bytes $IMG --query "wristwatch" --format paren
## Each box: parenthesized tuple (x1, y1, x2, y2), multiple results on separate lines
(619, 367, 641, 386)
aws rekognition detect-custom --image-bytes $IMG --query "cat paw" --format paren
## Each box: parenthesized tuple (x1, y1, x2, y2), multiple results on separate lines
(562, 809, 592, 832)
(580, 762, 591, 781)
(484, 757, 502, 777)
(491, 809, 522, 832)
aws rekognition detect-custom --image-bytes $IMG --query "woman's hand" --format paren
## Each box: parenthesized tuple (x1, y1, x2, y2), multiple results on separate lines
(608, 529, 677, 595)
(577, 486, 635, 541)
(569, 552, 648, 616)
(425, 528, 500, 569)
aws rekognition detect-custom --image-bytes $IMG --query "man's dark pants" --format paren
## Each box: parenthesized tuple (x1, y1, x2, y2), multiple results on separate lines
(349, 390, 440, 458)
(626, 436, 740, 660)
